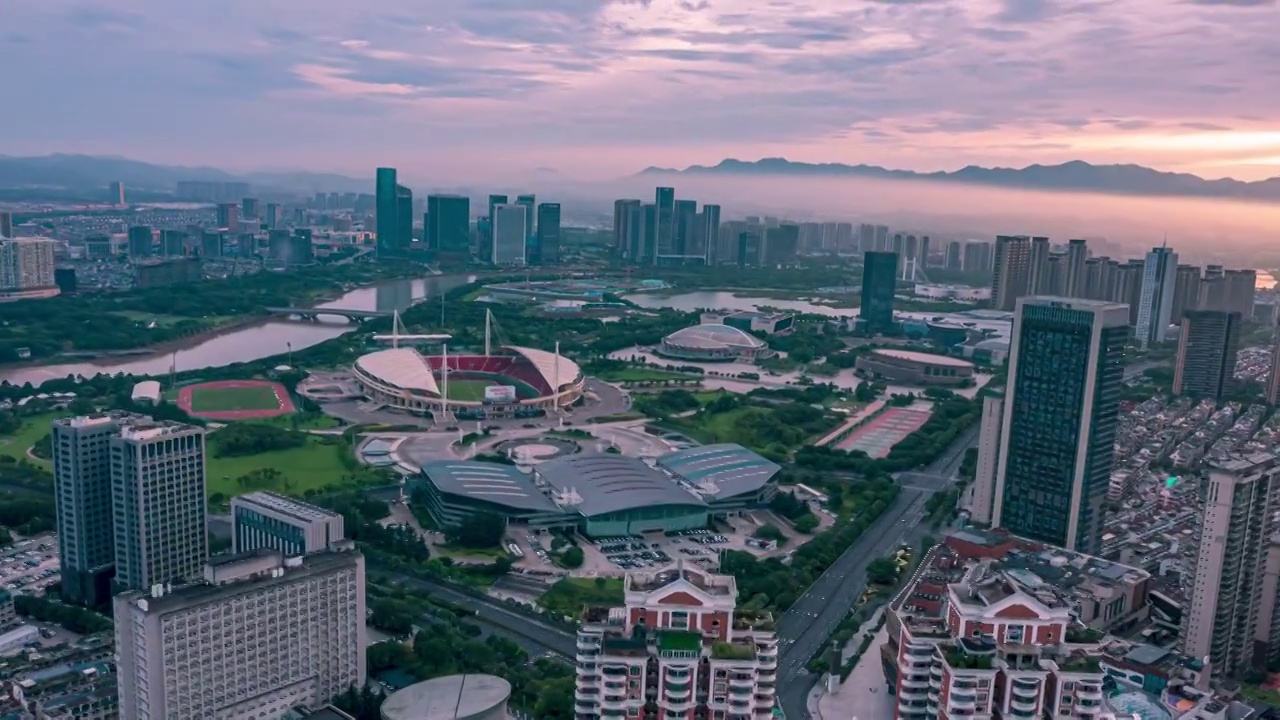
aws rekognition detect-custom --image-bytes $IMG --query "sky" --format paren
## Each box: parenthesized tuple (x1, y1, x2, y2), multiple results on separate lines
(4, 0, 1280, 183)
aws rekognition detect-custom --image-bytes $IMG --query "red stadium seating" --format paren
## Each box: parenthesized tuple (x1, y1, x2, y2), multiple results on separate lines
(423, 354, 553, 394)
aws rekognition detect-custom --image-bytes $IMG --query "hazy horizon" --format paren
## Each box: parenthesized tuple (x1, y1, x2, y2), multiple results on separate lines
(4, 1, 1280, 183)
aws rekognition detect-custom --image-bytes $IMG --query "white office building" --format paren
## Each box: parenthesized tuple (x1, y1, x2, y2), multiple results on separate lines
(231, 491, 345, 556)
(114, 543, 367, 720)
(491, 204, 527, 266)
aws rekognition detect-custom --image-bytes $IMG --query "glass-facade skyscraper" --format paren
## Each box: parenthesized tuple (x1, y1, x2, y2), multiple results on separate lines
(53, 415, 122, 608)
(860, 251, 898, 335)
(654, 187, 675, 259)
(536, 202, 561, 265)
(375, 167, 400, 256)
(426, 194, 471, 256)
(1135, 245, 1179, 349)
(992, 297, 1128, 554)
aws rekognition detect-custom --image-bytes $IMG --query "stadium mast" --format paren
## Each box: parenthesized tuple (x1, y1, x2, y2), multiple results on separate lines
(553, 340, 561, 417)
(484, 309, 492, 357)
(441, 342, 450, 403)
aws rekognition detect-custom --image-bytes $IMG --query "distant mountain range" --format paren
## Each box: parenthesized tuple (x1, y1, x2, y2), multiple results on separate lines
(640, 158, 1280, 202)
(0, 154, 367, 195)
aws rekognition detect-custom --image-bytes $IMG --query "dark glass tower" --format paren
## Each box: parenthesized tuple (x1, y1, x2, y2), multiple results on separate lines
(860, 251, 898, 335)
(1173, 310, 1241, 399)
(395, 185, 413, 251)
(516, 194, 536, 239)
(701, 204, 721, 265)
(993, 297, 1128, 554)
(536, 203, 561, 265)
(426, 194, 471, 256)
(655, 187, 675, 260)
(375, 167, 399, 256)
(673, 199, 697, 258)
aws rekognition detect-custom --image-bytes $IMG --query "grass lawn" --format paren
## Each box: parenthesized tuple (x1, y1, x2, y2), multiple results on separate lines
(599, 367, 701, 383)
(0, 411, 66, 470)
(444, 378, 497, 402)
(205, 436, 349, 498)
(190, 386, 282, 412)
(539, 577, 625, 617)
(258, 413, 342, 431)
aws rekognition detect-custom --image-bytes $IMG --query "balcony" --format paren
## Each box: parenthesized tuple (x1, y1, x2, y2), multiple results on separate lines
(1010, 696, 1037, 714)
(664, 684, 692, 702)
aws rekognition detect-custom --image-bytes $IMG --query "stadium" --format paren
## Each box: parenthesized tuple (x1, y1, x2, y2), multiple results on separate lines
(352, 344, 584, 418)
(657, 323, 776, 362)
(412, 444, 781, 537)
(854, 348, 976, 386)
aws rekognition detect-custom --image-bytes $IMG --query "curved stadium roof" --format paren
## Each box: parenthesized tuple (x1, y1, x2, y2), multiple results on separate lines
(535, 454, 704, 517)
(504, 345, 583, 391)
(664, 323, 766, 351)
(355, 348, 440, 395)
(419, 461, 560, 513)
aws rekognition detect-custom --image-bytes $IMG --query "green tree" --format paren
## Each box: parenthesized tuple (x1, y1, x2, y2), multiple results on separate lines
(560, 546, 585, 568)
(867, 557, 900, 585)
(445, 513, 506, 549)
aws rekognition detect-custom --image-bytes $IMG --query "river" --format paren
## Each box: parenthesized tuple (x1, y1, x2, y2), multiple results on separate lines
(2, 275, 476, 387)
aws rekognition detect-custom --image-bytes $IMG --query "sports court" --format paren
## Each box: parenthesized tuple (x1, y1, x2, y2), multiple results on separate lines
(177, 380, 296, 420)
(835, 407, 933, 458)
(443, 378, 500, 402)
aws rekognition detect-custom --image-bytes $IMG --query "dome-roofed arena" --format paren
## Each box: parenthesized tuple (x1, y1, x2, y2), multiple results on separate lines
(657, 322, 775, 361)
(352, 311, 583, 419)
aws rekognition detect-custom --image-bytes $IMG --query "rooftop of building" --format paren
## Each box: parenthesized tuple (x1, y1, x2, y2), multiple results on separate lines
(869, 348, 976, 368)
(419, 461, 561, 514)
(117, 544, 361, 614)
(379, 674, 511, 720)
(654, 443, 780, 501)
(663, 323, 766, 350)
(724, 311, 792, 322)
(626, 564, 736, 597)
(536, 454, 705, 517)
(231, 490, 344, 524)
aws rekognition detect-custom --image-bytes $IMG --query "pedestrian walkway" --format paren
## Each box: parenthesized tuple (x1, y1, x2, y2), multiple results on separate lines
(808, 624, 894, 720)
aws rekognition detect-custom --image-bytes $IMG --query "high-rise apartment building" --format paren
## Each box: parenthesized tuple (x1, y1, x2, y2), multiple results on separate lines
(53, 415, 124, 607)
(241, 197, 260, 219)
(516, 194, 536, 238)
(964, 390, 1004, 526)
(215, 203, 240, 233)
(0, 237, 57, 292)
(672, 198, 698, 260)
(264, 202, 283, 230)
(1114, 259, 1146, 325)
(115, 544, 367, 720)
(990, 235, 1031, 311)
(1063, 238, 1088, 297)
(1268, 327, 1280, 405)
(535, 202, 561, 265)
(861, 251, 898, 335)
(992, 297, 1128, 554)
(426, 194, 471, 256)
(231, 491, 345, 556)
(573, 565, 777, 720)
(108, 181, 126, 206)
(127, 226, 154, 258)
(874, 224, 889, 252)
(944, 241, 962, 271)
(395, 185, 413, 250)
(161, 230, 186, 257)
(1199, 276, 1229, 312)
(111, 421, 208, 592)
(0, 211, 11, 239)
(375, 167, 400, 256)
(1134, 245, 1178, 349)
(1172, 264, 1202, 320)
(1184, 454, 1280, 677)
(1226, 269, 1257, 318)
(491, 204, 527, 266)
(764, 224, 799, 266)
(1172, 310, 1241, 400)
(613, 199, 642, 259)
(962, 240, 992, 274)
(857, 223, 876, 254)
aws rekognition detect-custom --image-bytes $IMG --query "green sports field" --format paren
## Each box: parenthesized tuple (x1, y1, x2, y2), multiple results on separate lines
(190, 386, 282, 412)
(444, 378, 500, 402)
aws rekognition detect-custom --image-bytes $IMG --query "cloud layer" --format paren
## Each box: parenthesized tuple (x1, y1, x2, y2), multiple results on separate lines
(3, 0, 1279, 181)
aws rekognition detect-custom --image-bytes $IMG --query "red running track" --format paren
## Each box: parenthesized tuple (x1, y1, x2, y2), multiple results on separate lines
(176, 380, 296, 420)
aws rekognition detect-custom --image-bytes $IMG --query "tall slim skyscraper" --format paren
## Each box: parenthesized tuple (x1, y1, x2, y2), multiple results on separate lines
(873, 225, 889, 252)
(962, 240, 992, 273)
(672, 199, 698, 258)
(515, 194, 536, 238)
(108, 181, 126, 206)
(1027, 236, 1050, 294)
(945, 240, 962, 271)
(115, 544, 366, 719)
(638, 203, 657, 263)
(241, 197, 260, 219)
(654, 187, 676, 258)
(535, 202, 561, 264)
(53, 415, 123, 608)
(375, 168, 401, 256)
(1134, 245, 1178, 349)
(0, 211, 11, 239)
(857, 224, 876, 254)
(992, 297, 1128, 554)
(491, 204, 527, 265)
(1184, 454, 1280, 678)
(701, 204, 721, 264)
(0, 237, 56, 291)
(1172, 264, 1202, 320)
(111, 421, 208, 592)
(990, 235, 1031, 311)
(127, 226, 154, 258)
(1063, 239, 1088, 297)
(966, 390, 1004, 527)
(612, 199, 641, 258)
(860, 251, 898, 335)
(1268, 326, 1280, 405)
(1226, 269, 1258, 318)
(426, 194, 470, 256)
(395, 185, 413, 251)
(1172, 310, 1241, 399)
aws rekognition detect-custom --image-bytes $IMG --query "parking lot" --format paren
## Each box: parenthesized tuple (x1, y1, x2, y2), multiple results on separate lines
(1, 534, 60, 596)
